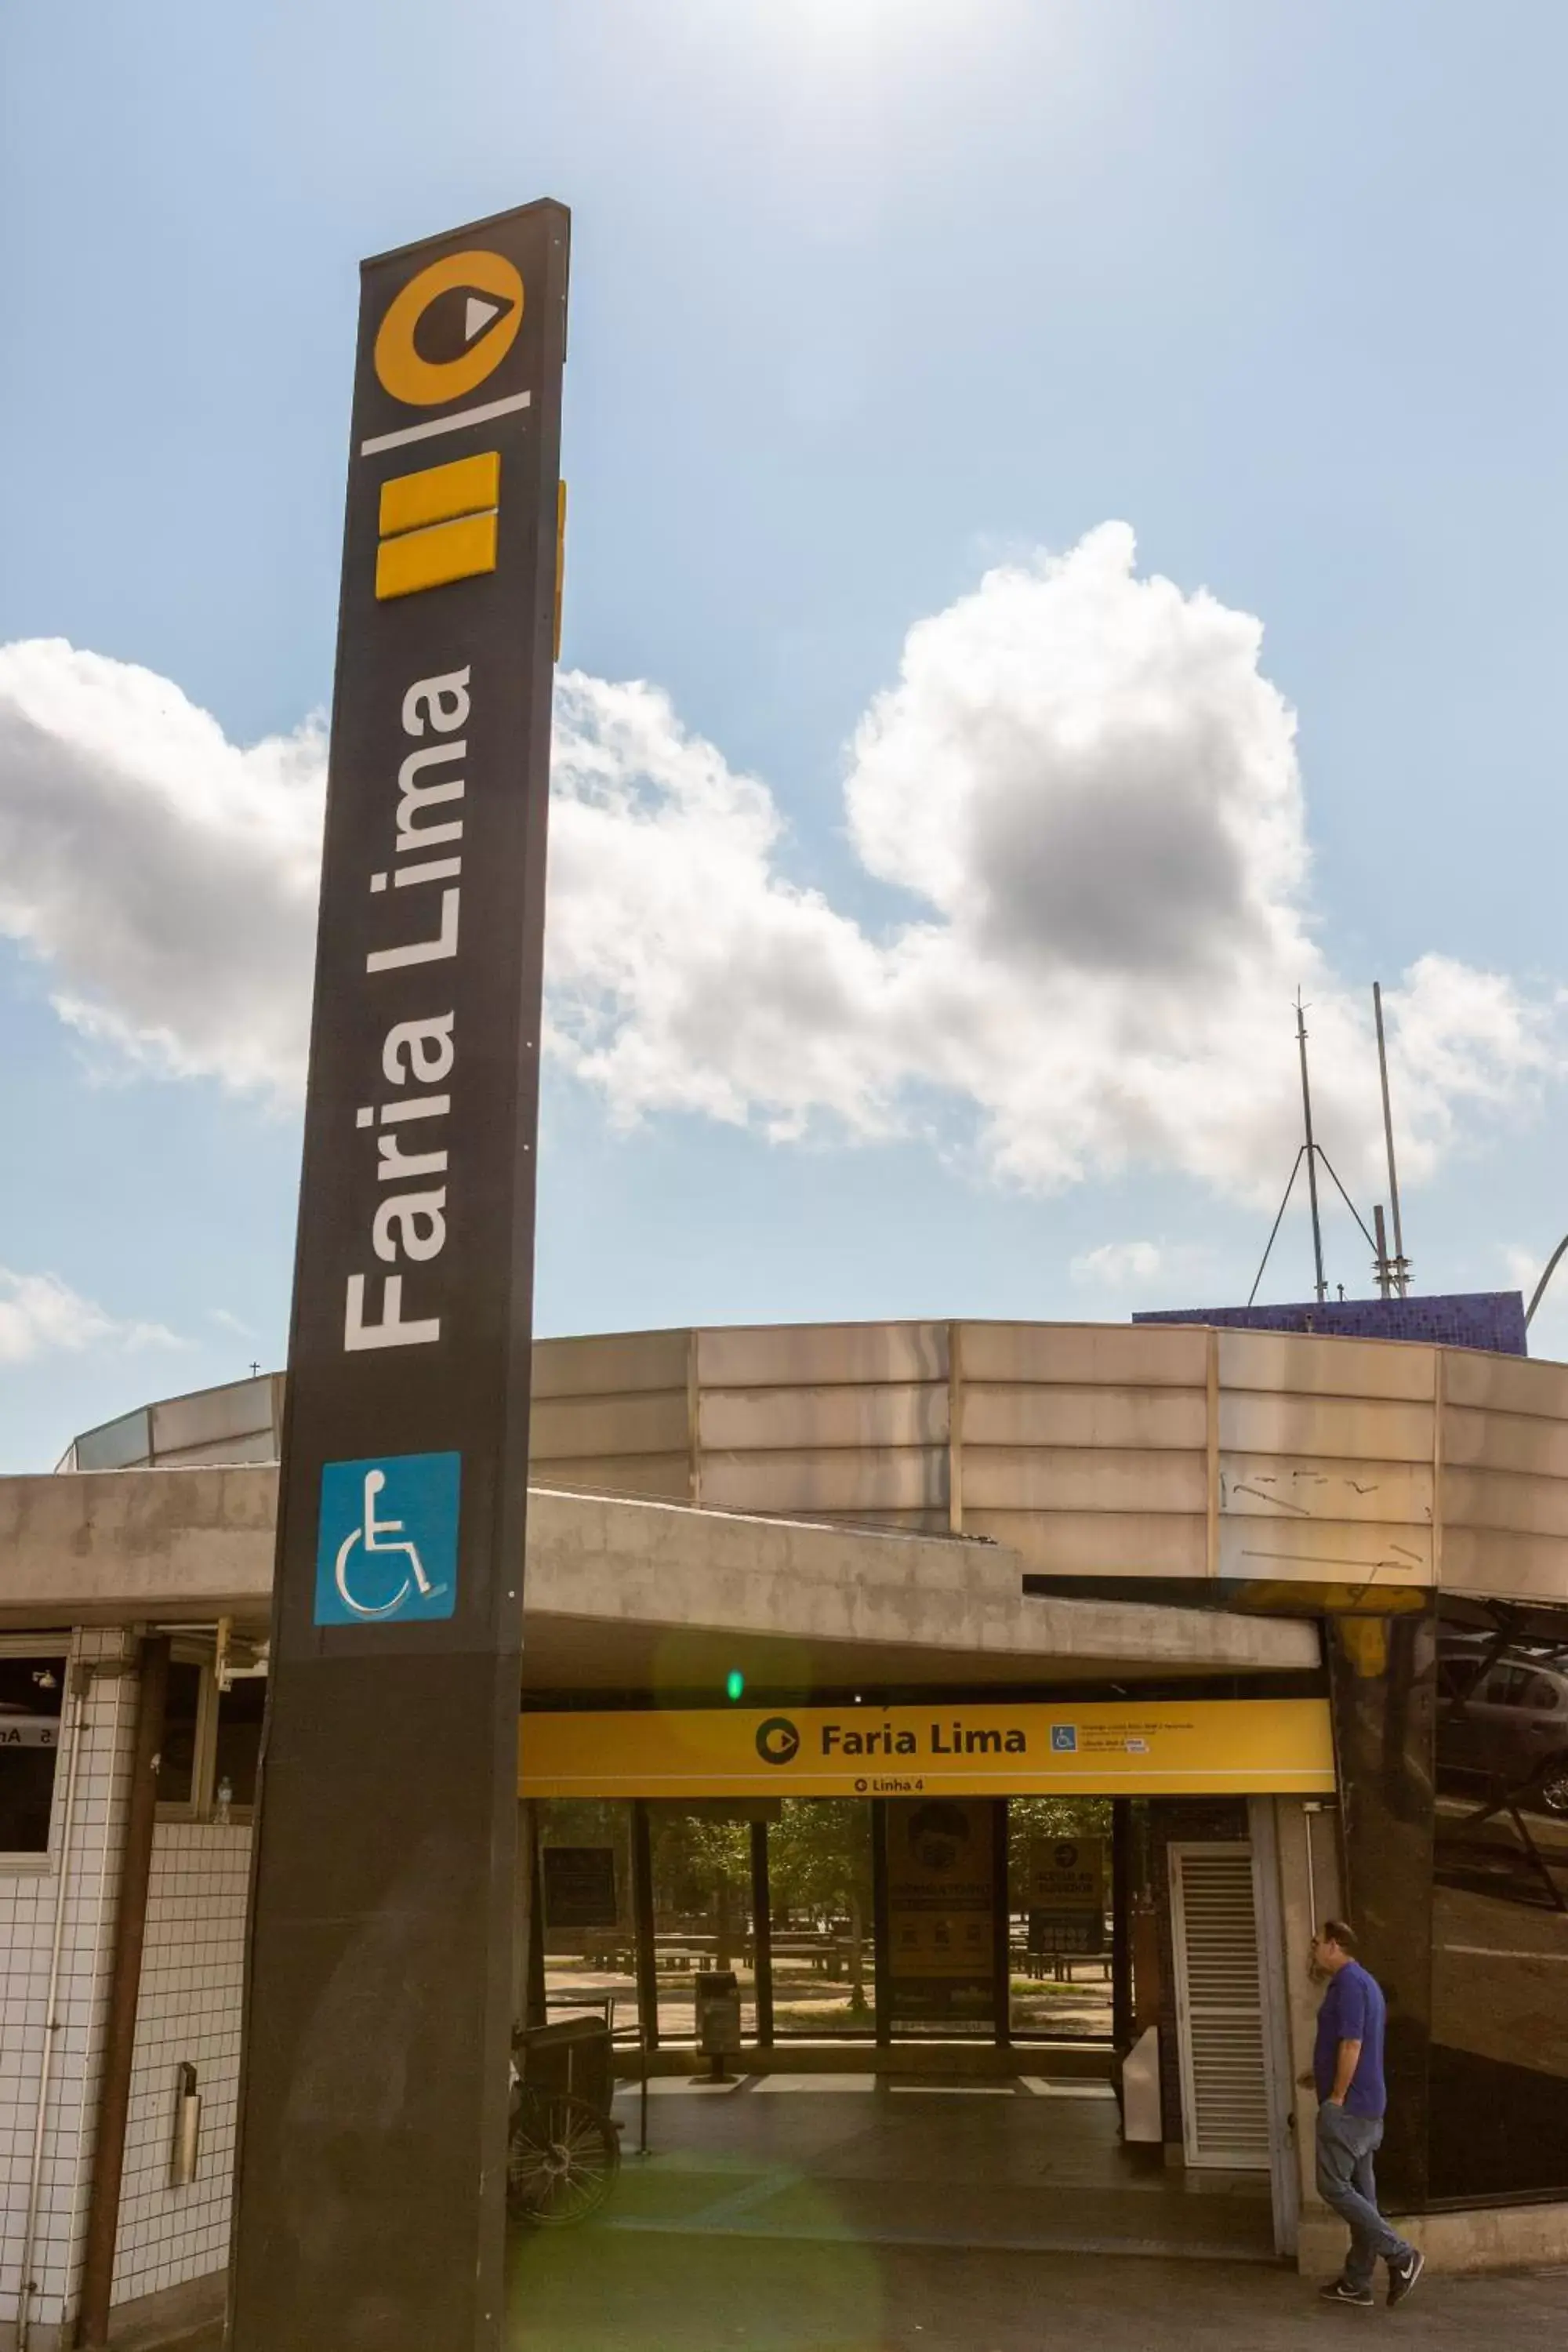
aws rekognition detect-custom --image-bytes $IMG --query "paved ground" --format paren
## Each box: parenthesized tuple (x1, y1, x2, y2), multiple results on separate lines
(132, 2245, 1568, 2352)
(508, 2235, 1568, 2350)
(601, 2072, 1273, 2259)
(498, 2070, 1567, 2345)
(126, 2067, 1568, 2347)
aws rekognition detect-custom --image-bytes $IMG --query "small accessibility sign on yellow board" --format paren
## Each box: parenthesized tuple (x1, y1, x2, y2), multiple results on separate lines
(518, 1697, 1334, 1799)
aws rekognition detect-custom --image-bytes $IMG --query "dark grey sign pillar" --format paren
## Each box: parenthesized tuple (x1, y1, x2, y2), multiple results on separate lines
(228, 199, 568, 2352)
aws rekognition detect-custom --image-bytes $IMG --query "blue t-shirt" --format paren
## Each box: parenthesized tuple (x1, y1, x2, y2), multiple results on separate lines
(1314, 1960, 1388, 2119)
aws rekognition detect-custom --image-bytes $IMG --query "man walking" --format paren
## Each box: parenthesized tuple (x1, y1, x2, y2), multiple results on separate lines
(1306, 1921, 1424, 2309)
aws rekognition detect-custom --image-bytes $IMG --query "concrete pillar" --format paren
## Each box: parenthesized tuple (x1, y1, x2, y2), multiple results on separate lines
(1272, 1798, 1344, 2259)
(514, 1799, 543, 2031)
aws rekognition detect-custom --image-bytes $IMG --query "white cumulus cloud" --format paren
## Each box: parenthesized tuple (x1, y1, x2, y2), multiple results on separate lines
(546, 672, 895, 1138)
(1070, 1240, 1168, 1289)
(0, 524, 1557, 1200)
(209, 1306, 258, 1339)
(0, 639, 323, 1097)
(1069, 1239, 1223, 1296)
(0, 1269, 180, 1367)
(550, 524, 1555, 1200)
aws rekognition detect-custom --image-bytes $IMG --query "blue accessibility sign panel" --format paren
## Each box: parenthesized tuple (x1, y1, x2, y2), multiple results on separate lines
(314, 1452, 461, 1625)
(1050, 1724, 1078, 1753)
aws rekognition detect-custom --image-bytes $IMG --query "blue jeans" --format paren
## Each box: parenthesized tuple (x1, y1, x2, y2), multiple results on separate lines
(1316, 2104, 1414, 2291)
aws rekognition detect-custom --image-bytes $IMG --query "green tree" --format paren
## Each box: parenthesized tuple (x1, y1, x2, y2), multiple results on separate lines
(649, 1813, 751, 1965)
(682, 1817, 750, 1966)
(1006, 1795, 1112, 1886)
(768, 1799, 873, 2013)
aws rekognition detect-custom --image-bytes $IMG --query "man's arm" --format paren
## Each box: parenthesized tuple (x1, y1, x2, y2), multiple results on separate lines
(1326, 2038, 1362, 2107)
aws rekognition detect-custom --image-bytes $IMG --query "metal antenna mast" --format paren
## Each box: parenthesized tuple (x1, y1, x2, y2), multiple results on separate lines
(1372, 982, 1409, 1296)
(1295, 992, 1328, 1304)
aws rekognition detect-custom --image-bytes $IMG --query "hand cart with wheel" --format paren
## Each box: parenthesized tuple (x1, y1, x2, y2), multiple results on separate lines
(506, 2015, 622, 2227)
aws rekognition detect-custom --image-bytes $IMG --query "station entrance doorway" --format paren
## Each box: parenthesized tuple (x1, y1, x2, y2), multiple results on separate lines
(531, 1795, 1118, 2051)
(517, 1697, 1333, 2262)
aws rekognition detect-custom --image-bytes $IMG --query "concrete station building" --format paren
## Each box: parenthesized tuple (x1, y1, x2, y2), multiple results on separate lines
(2, 1309, 1567, 2342)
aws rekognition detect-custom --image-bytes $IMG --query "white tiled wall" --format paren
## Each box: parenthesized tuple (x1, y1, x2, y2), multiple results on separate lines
(0, 1633, 253, 2340)
(109, 1821, 251, 2306)
(0, 1629, 138, 2336)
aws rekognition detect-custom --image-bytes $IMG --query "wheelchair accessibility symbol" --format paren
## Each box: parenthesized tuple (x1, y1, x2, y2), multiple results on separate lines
(314, 1452, 460, 1625)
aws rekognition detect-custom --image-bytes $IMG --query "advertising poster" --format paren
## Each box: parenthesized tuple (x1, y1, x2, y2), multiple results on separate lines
(541, 1846, 619, 1932)
(1028, 1835, 1107, 1956)
(885, 1795, 996, 2023)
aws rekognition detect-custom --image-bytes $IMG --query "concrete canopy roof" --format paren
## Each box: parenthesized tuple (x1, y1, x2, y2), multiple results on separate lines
(0, 1468, 1318, 1689)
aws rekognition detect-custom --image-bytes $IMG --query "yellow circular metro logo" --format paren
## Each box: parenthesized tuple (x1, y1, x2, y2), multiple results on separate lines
(373, 249, 524, 409)
(756, 1717, 800, 1766)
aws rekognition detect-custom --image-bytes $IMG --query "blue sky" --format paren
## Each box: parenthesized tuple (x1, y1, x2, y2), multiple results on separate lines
(3, 0, 1568, 1469)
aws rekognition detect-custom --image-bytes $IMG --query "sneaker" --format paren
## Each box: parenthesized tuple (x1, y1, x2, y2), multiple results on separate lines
(1387, 2249, 1425, 2307)
(1319, 2278, 1375, 2306)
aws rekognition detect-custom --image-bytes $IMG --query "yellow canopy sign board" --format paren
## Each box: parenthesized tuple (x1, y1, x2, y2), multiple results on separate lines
(518, 1698, 1335, 1800)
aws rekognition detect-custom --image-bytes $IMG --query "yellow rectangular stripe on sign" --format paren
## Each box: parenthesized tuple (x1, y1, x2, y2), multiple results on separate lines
(518, 1698, 1336, 1801)
(374, 448, 502, 600)
(376, 510, 499, 601)
(379, 450, 501, 539)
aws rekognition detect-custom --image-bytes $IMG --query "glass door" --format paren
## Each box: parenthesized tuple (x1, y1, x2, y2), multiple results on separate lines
(1007, 1797, 1116, 2042)
(648, 1805, 759, 2045)
(767, 1798, 877, 2038)
(535, 1798, 636, 2031)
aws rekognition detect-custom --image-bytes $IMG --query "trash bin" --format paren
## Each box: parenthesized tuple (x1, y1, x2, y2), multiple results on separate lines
(1120, 2024, 1161, 2144)
(693, 1969, 742, 2075)
(514, 2015, 613, 2114)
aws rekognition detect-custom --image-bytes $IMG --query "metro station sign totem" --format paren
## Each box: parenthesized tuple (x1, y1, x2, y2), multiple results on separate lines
(230, 203, 568, 2352)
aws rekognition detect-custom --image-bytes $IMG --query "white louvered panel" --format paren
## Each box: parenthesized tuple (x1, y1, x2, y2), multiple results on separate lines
(1170, 1844, 1272, 2170)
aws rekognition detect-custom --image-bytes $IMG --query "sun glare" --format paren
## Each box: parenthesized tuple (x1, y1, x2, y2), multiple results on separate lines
(688, 0, 1025, 79)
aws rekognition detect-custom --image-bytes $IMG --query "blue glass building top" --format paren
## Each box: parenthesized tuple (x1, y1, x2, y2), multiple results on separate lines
(1132, 1291, 1527, 1356)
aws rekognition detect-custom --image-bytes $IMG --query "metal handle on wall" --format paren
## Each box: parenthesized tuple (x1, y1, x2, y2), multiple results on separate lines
(171, 2063, 201, 2188)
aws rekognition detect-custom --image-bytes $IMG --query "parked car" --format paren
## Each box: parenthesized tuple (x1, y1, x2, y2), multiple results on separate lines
(1438, 1636, 1568, 1814)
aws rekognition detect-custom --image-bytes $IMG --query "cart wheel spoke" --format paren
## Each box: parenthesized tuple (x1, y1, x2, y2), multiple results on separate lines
(507, 2088, 620, 2227)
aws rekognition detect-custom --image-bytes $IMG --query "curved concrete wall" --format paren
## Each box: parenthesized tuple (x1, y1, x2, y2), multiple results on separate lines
(64, 1322, 1568, 1606)
(533, 1322, 1568, 1607)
